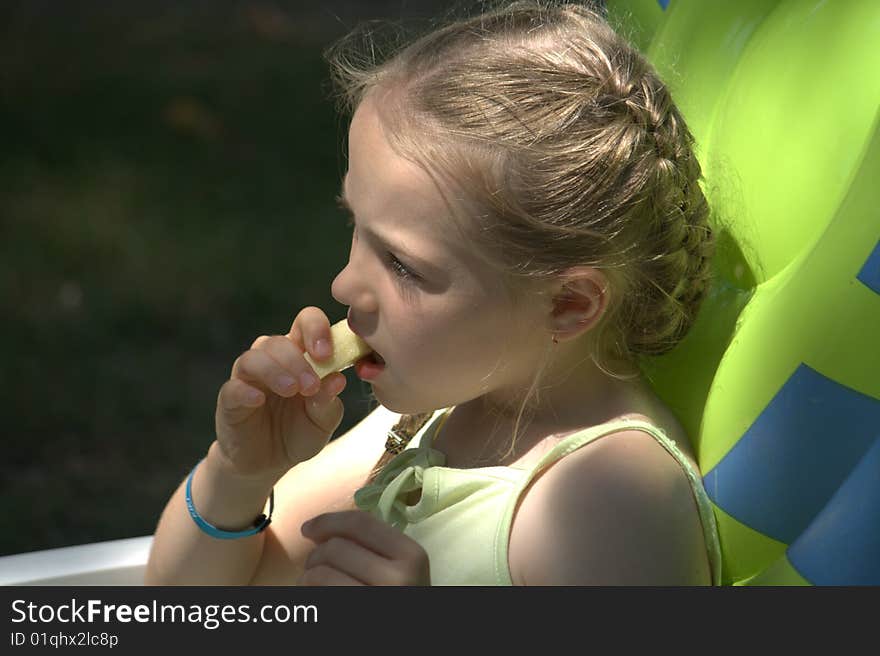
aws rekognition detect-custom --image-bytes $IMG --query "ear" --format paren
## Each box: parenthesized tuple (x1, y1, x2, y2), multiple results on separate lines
(547, 267, 610, 342)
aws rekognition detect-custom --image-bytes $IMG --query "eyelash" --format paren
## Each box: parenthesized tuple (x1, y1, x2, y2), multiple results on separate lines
(338, 199, 419, 284)
(388, 253, 417, 282)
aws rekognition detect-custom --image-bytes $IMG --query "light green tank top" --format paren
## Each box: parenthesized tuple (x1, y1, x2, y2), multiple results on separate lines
(354, 407, 722, 585)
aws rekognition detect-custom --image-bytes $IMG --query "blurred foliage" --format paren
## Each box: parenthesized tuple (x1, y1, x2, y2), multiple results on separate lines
(0, 0, 450, 556)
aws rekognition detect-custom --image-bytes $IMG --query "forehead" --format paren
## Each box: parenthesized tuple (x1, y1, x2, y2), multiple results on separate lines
(344, 97, 519, 299)
(345, 99, 480, 265)
(345, 100, 446, 221)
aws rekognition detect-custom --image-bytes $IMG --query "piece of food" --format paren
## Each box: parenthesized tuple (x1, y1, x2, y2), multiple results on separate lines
(302, 319, 373, 378)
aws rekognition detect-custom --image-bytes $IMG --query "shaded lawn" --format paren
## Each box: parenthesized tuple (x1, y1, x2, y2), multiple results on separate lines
(0, 2, 404, 555)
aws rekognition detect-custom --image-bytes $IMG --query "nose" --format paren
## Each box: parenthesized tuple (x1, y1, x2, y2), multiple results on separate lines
(331, 259, 378, 315)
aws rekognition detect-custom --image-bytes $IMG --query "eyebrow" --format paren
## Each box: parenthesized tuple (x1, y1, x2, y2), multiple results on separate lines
(337, 179, 441, 273)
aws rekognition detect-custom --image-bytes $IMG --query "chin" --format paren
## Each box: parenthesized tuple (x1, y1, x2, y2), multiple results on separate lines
(370, 385, 447, 417)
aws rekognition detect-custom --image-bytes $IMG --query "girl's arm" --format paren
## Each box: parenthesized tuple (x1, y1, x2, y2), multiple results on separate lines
(508, 429, 712, 586)
(143, 442, 274, 585)
(144, 404, 399, 585)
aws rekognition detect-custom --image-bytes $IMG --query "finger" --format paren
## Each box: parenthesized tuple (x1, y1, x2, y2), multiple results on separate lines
(251, 334, 325, 396)
(231, 348, 299, 397)
(301, 510, 417, 562)
(287, 307, 333, 363)
(303, 374, 346, 434)
(297, 565, 365, 586)
(216, 378, 265, 424)
(250, 334, 272, 349)
(307, 371, 346, 402)
(303, 537, 394, 587)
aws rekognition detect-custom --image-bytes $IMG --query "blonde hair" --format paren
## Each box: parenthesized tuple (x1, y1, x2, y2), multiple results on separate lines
(325, 1, 714, 472)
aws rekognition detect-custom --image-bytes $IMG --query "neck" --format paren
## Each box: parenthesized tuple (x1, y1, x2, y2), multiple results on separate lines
(463, 337, 648, 435)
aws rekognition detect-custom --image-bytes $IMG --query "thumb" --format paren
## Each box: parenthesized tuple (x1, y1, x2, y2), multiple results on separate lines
(303, 373, 346, 435)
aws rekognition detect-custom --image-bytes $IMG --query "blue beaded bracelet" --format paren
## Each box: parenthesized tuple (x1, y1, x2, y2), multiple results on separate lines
(185, 458, 274, 539)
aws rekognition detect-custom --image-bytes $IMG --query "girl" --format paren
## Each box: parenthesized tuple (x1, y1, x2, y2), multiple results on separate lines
(145, 1, 721, 586)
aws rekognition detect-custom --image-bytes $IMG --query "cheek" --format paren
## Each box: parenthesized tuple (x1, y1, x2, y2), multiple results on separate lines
(406, 307, 511, 370)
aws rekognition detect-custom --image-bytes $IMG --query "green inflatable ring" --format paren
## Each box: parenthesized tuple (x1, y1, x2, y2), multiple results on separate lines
(612, 0, 880, 585)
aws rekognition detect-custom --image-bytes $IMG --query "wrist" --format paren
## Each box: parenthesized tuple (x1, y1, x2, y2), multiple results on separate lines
(186, 458, 274, 539)
(189, 446, 279, 533)
(205, 441, 288, 489)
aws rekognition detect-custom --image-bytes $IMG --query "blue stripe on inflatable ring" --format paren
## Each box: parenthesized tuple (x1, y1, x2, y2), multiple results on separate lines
(856, 240, 880, 294)
(787, 436, 880, 585)
(703, 364, 880, 544)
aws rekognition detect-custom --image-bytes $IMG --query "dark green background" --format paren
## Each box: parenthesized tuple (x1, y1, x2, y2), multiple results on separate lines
(0, 0, 451, 556)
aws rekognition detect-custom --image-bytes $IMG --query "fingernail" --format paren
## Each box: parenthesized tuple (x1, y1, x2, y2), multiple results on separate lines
(277, 375, 296, 391)
(314, 338, 331, 359)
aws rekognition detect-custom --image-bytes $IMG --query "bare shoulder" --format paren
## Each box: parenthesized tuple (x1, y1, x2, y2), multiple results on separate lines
(250, 404, 401, 584)
(508, 427, 712, 586)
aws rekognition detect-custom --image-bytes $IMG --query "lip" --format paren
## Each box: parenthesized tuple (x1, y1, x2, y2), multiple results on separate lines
(355, 354, 385, 381)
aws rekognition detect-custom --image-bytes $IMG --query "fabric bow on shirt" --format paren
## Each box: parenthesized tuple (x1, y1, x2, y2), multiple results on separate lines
(354, 446, 446, 530)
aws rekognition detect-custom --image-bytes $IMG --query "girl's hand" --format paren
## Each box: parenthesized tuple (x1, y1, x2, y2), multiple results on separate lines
(213, 306, 348, 482)
(297, 511, 431, 586)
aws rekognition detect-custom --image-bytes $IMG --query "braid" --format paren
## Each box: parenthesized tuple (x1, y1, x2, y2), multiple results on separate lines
(599, 59, 715, 358)
(366, 412, 433, 483)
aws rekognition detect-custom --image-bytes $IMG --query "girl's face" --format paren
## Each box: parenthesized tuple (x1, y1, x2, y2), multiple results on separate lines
(331, 98, 550, 415)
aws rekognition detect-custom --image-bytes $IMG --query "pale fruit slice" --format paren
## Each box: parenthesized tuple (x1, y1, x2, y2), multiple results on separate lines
(302, 319, 373, 379)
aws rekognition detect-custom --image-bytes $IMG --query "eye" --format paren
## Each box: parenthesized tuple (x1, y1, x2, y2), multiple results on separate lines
(336, 195, 421, 285)
(338, 203, 357, 235)
(387, 254, 417, 282)
(336, 195, 354, 224)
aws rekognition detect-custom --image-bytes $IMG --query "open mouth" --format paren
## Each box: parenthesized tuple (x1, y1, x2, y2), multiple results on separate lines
(355, 349, 386, 381)
(356, 350, 385, 366)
